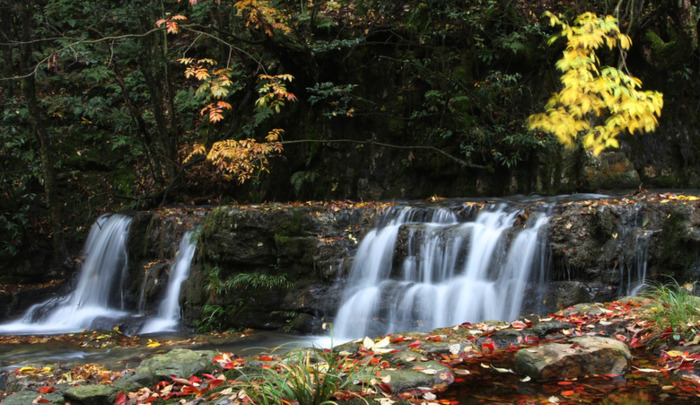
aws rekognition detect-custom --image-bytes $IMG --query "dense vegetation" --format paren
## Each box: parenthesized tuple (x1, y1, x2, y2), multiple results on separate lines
(1, 0, 699, 276)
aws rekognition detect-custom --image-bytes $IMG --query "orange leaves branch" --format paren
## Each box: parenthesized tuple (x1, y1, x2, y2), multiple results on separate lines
(184, 130, 284, 184)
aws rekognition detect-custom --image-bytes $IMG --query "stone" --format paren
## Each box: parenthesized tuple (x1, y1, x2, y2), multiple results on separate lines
(583, 151, 640, 190)
(380, 357, 454, 393)
(64, 384, 118, 405)
(1, 390, 64, 405)
(114, 348, 217, 392)
(514, 336, 631, 381)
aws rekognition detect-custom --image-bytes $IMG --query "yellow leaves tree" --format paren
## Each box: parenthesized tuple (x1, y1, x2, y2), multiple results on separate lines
(162, 1, 297, 184)
(233, 0, 291, 36)
(527, 12, 663, 156)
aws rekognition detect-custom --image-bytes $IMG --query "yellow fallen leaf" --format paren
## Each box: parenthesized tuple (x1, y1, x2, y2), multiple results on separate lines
(665, 350, 686, 358)
(146, 339, 161, 348)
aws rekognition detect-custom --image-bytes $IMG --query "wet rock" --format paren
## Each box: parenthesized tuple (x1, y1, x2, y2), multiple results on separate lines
(114, 348, 217, 392)
(583, 151, 640, 190)
(528, 320, 574, 337)
(514, 336, 631, 381)
(1, 390, 64, 405)
(64, 384, 118, 405)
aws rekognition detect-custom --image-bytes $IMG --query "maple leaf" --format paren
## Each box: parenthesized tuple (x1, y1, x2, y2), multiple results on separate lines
(166, 21, 179, 34)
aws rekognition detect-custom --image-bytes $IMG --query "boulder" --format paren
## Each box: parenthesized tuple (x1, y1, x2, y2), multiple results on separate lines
(514, 336, 631, 381)
(114, 348, 217, 392)
(64, 384, 118, 405)
(1, 390, 64, 405)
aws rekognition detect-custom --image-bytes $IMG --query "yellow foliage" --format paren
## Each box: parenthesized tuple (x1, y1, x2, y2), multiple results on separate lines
(528, 11, 663, 156)
(234, 0, 290, 36)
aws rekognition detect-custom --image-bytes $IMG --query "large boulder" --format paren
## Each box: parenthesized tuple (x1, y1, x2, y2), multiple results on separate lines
(114, 348, 217, 393)
(514, 336, 631, 381)
(64, 385, 118, 405)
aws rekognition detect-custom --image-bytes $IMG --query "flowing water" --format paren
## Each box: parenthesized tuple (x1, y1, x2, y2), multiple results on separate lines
(0, 214, 133, 335)
(140, 231, 197, 334)
(333, 204, 551, 340)
(0, 214, 198, 336)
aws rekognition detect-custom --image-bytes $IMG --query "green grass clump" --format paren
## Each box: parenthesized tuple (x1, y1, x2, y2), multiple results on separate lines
(241, 326, 376, 405)
(642, 280, 700, 344)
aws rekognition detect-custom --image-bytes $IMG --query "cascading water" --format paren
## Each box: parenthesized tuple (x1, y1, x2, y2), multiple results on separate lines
(0, 214, 132, 334)
(140, 231, 197, 334)
(333, 204, 550, 340)
(0, 214, 198, 335)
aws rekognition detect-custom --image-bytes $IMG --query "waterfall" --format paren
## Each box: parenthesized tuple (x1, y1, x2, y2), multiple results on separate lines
(333, 205, 550, 340)
(0, 214, 197, 335)
(140, 231, 197, 334)
(0, 214, 132, 334)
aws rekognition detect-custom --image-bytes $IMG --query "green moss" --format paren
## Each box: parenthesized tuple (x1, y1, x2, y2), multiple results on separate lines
(274, 233, 290, 247)
(660, 206, 697, 280)
(274, 210, 304, 236)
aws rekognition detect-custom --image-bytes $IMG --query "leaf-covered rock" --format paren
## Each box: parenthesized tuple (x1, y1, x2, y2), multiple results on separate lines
(514, 336, 631, 381)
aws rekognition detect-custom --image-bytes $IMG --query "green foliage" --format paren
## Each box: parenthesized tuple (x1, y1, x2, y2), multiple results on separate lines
(291, 171, 319, 194)
(229, 272, 293, 290)
(241, 339, 375, 405)
(204, 265, 291, 298)
(527, 11, 664, 155)
(642, 280, 700, 344)
(195, 303, 237, 333)
(307, 82, 359, 119)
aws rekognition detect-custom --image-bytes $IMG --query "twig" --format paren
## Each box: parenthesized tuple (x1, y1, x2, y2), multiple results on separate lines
(280, 139, 485, 169)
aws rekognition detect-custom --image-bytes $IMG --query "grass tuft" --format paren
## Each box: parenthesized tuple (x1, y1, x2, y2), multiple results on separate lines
(641, 280, 700, 344)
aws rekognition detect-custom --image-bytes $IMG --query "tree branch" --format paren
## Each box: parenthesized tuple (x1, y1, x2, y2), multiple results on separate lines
(280, 139, 485, 169)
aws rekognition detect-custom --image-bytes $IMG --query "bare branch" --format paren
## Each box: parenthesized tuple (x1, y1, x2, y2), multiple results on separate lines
(280, 139, 485, 169)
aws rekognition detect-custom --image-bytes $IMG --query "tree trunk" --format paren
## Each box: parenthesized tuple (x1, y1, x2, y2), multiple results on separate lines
(19, 1, 68, 270)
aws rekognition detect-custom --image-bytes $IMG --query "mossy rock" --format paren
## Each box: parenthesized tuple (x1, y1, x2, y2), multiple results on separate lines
(64, 384, 119, 405)
(2, 390, 65, 405)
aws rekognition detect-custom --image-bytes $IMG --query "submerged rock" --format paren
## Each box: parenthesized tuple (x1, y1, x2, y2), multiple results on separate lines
(514, 336, 631, 381)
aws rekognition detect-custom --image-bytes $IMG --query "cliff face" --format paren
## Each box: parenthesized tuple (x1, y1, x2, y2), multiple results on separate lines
(3, 193, 699, 333)
(175, 194, 700, 334)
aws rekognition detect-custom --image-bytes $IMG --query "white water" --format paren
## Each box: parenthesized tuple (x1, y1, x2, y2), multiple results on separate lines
(140, 232, 197, 334)
(333, 205, 550, 340)
(0, 214, 132, 334)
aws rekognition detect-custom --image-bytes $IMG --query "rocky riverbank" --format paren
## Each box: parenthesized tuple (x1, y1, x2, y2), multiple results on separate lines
(2, 295, 700, 404)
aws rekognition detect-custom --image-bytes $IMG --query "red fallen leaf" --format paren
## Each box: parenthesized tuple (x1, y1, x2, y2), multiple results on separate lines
(557, 381, 574, 385)
(524, 336, 540, 345)
(561, 390, 575, 396)
(258, 355, 274, 361)
(114, 392, 127, 405)
(408, 340, 422, 349)
(481, 339, 497, 352)
(182, 385, 202, 395)
(391, 336, 406, 343)
(379, 383, 392, 393)
(511, 320, 528, 329)
(208, 378, 225, 390)
(35, 398, 50, 404)
(155, 381, 170, 390)
(189, 376, 202, 384)
(629, 337, 643, 348)
(427, 335, 443, 342)
(379, 360, 391, 369)
(370, 357, 380, 366)
(202, 373, 218, 380)
(38, 386, 55, 393)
